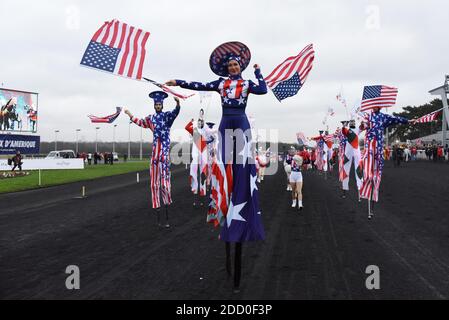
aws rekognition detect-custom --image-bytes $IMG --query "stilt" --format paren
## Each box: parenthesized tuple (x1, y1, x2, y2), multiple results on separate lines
(233, 242, 242, 293)
(368, 189, 374, 219)
(225, 242, 232, 277)
(156, 208, 161, 227)
(164, 204, 170, 228)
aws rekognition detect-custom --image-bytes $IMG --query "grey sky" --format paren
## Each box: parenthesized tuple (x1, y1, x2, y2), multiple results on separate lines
(1, 0, 448, 144)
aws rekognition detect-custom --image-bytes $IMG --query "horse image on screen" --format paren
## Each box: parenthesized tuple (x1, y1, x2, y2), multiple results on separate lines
(0, 88, 38, 133)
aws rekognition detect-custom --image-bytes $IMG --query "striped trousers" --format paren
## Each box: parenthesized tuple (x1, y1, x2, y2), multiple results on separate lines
(150, 139, 172, 209)
(359, 139, 382, 202)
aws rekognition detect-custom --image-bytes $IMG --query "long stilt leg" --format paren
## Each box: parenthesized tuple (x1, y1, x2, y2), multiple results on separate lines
(233, 242, 242, 293)
(368, 187, 374, 219)
(165, 204, 170, 228)
(225, 242, 231, 277)
(156, 208, 161, 227)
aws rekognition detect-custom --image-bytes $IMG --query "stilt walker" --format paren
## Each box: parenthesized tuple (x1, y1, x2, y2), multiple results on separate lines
(340, 120, 364, 199)
(125, 92, 181, 227)
(185, 110, 209, 207)
(336, 125, 347, 188)
(166, 41, 267, 292)
(205, 122, 218, 188)
(311, 131, 324, 172)
(359, 105, 408, 219)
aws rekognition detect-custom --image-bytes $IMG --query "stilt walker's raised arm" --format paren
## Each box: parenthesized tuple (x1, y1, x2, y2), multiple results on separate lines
(125, 110, 154, 131)
(248, 68, 268, 95)
(166, 102, 181, 127)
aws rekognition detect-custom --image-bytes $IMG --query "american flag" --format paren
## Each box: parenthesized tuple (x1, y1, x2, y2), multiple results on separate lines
(296, 132, 307, 145)
(88, 107, 122, 123)
(360, 85, 398, 111)
(265, 44, 315, 101)
(143, 78, 195, 100)
(80, 19, 150, 80)
(413, 110, 441, 123)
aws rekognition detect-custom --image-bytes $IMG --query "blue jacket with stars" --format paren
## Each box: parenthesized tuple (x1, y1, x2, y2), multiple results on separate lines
(175, 69, 267, 116)
(365, 111, 408, 148)
(131, 106, 180, 153)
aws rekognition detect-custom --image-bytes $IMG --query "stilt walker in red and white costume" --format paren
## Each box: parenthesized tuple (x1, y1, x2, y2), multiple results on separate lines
(185, 109, 209, 207)
(205, 121, 218, 188)
(340, 120, 363, 199)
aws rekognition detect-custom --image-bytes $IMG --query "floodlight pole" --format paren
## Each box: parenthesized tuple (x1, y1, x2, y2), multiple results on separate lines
(429, 75, 449, 146)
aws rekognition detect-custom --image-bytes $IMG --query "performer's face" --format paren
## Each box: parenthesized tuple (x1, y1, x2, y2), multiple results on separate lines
(373, 107, 380, 113)
(228, 60, 241, 76)
(154, 103, 163, 112)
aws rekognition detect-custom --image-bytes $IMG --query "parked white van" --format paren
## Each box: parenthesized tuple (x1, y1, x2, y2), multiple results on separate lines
(45, 150, 76, 159)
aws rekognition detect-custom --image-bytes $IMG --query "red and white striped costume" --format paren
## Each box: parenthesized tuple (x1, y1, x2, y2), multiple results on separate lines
(185, 120, 208, 196)
(341, 126, 363, 191)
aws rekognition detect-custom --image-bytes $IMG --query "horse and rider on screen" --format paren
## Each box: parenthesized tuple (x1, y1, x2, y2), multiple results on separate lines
(0, 97, 37, 132)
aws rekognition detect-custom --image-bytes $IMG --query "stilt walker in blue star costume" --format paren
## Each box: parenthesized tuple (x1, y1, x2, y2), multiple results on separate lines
(166, 41, 268, 292)
(125, 92, 180, 228)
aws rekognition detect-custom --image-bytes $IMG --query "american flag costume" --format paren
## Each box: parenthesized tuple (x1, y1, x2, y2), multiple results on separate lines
(335, 128, 347, 182)
(311, 134, 325, 171)
(175, 42, 267, 242)
(185, 119, 209, 196)
(130, 91, 180, 208)
(312, 133, 333, 172)
(359, 111, 408, 201)
(341, 124, 363, 191)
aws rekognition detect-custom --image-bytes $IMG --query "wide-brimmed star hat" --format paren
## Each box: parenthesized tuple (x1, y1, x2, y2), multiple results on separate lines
(209, 41, 251, 77)
(149, 91, 168, 105)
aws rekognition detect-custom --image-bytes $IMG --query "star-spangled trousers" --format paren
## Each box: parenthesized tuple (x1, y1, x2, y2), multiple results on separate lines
(209, 114, 265, 243)
(150, 139, 172, 209)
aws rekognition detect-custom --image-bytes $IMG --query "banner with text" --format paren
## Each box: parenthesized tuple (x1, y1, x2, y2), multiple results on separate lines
(0, 134, 40, 155)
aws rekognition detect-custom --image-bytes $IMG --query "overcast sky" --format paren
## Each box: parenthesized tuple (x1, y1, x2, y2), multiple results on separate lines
(1, 0, 448, 144)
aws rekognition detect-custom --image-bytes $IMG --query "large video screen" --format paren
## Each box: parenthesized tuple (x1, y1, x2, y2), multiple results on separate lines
(0, 88, 38, 133)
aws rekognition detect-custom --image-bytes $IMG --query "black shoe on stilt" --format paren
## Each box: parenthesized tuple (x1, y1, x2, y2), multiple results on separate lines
(165, 205, 170, 228)
(225, 242, 232, 277)
(156, 208, 162, 228)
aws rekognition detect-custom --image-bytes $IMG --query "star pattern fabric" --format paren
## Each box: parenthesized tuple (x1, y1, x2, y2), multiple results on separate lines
(176, 69, 267, 116)
(175, 69, 267, 242)
(359, 111, 408, 201)
(131, 105, 180, 208)
(271, 72, 303, 101)
(81, 41, 119, 73)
